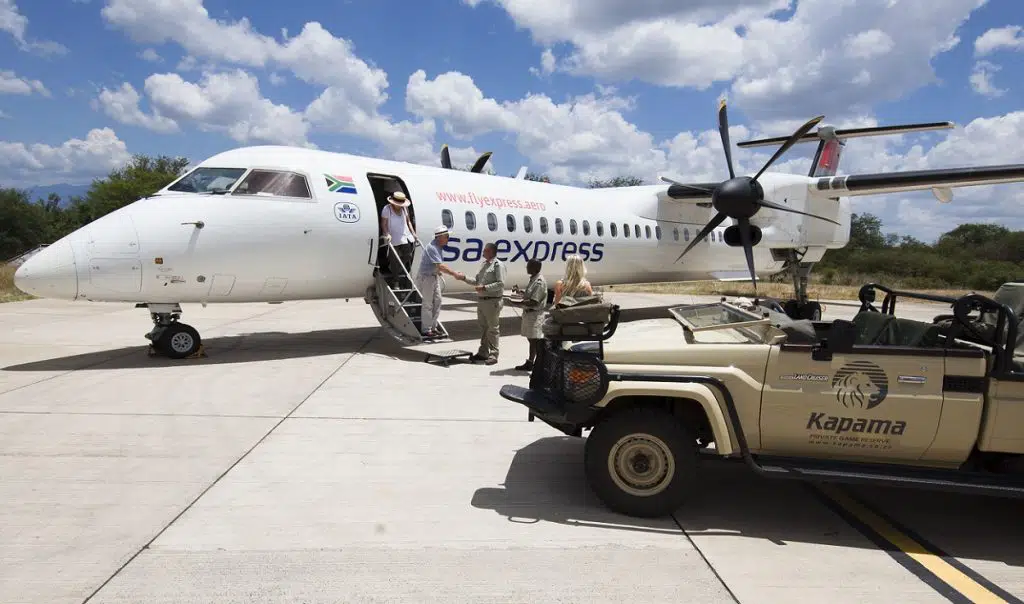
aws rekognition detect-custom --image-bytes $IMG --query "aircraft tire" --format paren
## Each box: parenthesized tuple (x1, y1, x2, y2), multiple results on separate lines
(583, 406, 698, 518)
(801, 301, 822, 320)
(158, 322, 202, 359)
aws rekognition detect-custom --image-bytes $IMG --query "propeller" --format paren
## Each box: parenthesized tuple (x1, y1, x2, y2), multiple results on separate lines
(673, 100, 841, 293)
(440, 144, 492, 173)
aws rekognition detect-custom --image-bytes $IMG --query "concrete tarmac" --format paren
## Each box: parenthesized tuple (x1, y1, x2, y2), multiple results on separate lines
(0, 291, 1021, 604)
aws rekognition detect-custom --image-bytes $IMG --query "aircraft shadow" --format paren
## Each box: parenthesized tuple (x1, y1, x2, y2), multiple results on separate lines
(472, 436, 1024, 566)
(1, 304, 680, 372)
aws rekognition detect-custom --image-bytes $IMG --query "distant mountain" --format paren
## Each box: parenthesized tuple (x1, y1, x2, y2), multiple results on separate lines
(26, 184, 91, 207)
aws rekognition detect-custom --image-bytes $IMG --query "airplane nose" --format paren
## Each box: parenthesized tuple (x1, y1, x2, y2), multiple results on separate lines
(14, 239, 78, 300)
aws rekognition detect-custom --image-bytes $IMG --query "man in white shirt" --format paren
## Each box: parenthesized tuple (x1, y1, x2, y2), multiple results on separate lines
(379, 191, 418, 288)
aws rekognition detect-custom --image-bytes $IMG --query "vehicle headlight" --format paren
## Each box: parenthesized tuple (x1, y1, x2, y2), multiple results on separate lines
(558, 352, 608, 405)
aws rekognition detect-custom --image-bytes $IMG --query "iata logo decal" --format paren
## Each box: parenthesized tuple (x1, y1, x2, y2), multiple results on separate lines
(334, 201, 360, 223)
(832, 360, 889, 409)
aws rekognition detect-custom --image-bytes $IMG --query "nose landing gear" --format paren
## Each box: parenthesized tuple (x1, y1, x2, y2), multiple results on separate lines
(142, 303, 206, 359)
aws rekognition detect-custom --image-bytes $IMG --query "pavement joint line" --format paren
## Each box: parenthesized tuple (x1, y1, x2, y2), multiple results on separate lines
(0, 305, 299, 397)
(672, 511, 742, 604)
(79, 332, 375, 604)
(811, 483, 1021, 604)
(0, 410, 531, 422)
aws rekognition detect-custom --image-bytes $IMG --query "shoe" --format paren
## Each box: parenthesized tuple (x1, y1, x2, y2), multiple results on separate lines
(470, 353, 487, 362)
(514, 361, 533, 371)
(485, 356, 497, 365)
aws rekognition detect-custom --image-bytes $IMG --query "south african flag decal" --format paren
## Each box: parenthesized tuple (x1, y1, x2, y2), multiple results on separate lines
(325, 174, 357, 194)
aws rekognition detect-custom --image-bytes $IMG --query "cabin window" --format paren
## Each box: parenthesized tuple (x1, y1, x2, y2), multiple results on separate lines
(569, 219, 578, 235)
(673, 227, 679, 241)
(487, 212, 498, 232)
(168, 167, 247, 194)
(596, 221, 604, 237)
(610, 223, 618, 237)
(524, 216, 533, 233)
(540, 217, 549, 234)
(465, 211, 476, 230)
(636, 224, 642, 239)
(555, 218, 564, 234)
(655, 225, 661, 240)
(684, 229, 690, 241)
(506, 214, 516, 232)
(582, 220, 590, 236)
(232, 169, 311, 198)
(442, 210, 453, 229)
(623, 223, 630, 238)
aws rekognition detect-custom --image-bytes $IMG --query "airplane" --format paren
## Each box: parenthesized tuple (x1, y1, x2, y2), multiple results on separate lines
(13, 101, 1024, 359)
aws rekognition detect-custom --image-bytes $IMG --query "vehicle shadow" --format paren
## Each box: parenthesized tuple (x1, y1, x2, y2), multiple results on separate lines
(473, 436, 1024, 566)
(2, 304, 679, 372)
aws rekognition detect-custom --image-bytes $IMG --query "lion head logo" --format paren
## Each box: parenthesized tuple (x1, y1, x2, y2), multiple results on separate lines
(831, 360, 889, 409)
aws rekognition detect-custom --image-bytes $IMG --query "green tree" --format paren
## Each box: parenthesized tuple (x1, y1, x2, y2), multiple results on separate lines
(0, 188, 52, 260)
(587, 175, 644, 188)
(74, 154, 189, 224)
(847, 212, 886, 248)
(522, 172, 550, 182)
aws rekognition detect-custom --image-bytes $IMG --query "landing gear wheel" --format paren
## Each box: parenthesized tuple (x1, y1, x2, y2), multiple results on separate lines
(157, 323, 202, 359)
(583, 407, 698, 518)
(801, 301, 822, 321)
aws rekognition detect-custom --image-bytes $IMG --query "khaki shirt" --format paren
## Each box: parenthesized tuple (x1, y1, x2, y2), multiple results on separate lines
(522, 274, 547, 312)
(467, 258, 506, 298)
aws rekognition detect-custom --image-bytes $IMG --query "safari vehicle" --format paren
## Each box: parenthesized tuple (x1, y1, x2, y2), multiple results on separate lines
(498, 283, 1024, 518)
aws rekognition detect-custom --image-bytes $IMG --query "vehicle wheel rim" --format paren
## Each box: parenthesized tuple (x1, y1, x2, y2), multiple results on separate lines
(607, 433, 674, 497)
(169, 332, 194, 353)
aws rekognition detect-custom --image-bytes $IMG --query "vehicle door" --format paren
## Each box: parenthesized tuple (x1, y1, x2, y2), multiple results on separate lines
(759, 313, 945, 462)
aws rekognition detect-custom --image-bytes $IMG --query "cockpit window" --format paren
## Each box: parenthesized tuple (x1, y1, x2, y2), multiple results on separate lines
(167, 167, 246, 194)
(232, 169, 312, 199)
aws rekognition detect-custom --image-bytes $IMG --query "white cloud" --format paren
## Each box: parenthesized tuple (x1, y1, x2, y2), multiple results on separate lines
(94, 82, 178, 133)
(98, 69, 313, 147)
(0, 0, 68, 55)
(0, 70, 49, 96)
(463, 0, 987, 120)
(138, 47, 161, 62)
(0, 128, 132, 186)
(969, 60, 1006, 97)
(974, 25, 1024, 56)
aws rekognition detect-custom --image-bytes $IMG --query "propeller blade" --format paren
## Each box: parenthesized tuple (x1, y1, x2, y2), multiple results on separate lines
(718, 99, 736, 179)
(750, 114, 825, 182)
(737, 217, 757, 293)
(441, 145, 452, 169)
(470, 151, 492, 173)
(755, 199, 841, 225)
(675, 212, 727, 263)
(659, 175, 714, 194)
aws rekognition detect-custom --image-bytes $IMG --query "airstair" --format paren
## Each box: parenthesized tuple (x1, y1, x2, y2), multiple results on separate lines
(364, 239, 452, 346)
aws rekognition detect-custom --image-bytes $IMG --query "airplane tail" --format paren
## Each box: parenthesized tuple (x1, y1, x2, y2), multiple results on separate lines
(736, 121, 954, 177)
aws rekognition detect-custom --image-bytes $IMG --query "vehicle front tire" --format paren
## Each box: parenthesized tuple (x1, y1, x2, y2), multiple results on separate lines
(583, 407, 698, 518)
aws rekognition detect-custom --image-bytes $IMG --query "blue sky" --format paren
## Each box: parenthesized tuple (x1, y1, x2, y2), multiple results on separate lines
(2, 0, 1023, 240)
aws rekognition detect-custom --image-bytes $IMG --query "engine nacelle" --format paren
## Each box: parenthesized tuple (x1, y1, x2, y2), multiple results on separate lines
(723, 224, 762, 247)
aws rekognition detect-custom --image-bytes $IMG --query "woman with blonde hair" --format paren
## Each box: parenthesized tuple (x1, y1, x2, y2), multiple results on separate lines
(553, 254, 593, 304)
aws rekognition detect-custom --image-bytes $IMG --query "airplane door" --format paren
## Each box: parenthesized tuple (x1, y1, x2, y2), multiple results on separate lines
(759, 341, 944, 462)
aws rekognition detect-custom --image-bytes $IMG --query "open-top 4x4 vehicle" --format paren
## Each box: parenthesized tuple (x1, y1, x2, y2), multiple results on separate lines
(499, 283, 1024, 518)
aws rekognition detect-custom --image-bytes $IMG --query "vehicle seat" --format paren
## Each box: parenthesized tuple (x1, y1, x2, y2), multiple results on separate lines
(880, 317, 943, 347)
(851, 311, 894, 344)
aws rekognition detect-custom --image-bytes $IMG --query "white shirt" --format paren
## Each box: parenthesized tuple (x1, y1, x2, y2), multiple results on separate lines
(381, 205, 415, 244)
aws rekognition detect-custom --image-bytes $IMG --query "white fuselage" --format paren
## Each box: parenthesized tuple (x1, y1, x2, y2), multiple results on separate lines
(14, 145, 851, 304)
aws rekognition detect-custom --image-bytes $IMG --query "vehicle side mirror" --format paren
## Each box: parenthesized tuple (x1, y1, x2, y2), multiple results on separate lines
(811, 319, 856, 361)
(828, 319, 856, 353)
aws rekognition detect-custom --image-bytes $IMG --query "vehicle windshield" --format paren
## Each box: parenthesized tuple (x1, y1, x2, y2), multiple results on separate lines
(166, 167, 247, 194)
(668, 302, 774, 344)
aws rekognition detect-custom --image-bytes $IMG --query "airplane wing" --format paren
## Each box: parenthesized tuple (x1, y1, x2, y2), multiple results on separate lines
(810, 164, 1024, 198)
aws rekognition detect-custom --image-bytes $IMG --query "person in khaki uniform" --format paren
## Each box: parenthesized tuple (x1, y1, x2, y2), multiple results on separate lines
(507, 258, 547, 371)
(458, 243, 506, 365)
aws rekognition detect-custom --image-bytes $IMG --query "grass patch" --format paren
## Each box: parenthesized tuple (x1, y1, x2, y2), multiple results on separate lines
(0, 264, 33, 303)
(607, 278, 994, 303)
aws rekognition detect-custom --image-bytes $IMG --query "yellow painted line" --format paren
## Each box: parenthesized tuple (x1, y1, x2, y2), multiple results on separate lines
(818, 484, 1009, 603)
